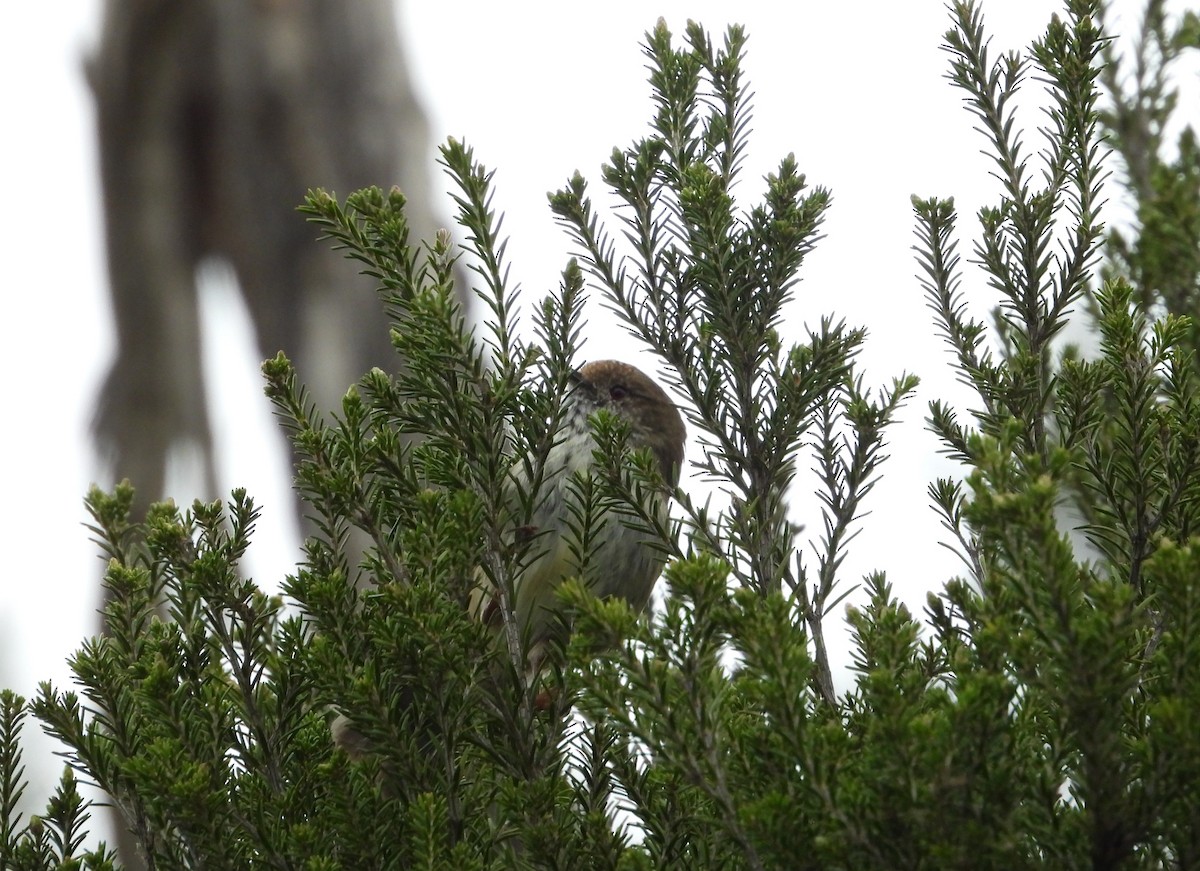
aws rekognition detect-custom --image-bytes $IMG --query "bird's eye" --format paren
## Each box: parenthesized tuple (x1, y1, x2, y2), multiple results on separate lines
(609, 384, 628, 401)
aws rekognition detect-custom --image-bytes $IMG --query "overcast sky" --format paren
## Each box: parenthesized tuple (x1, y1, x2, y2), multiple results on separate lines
(0, 0, 1177, 834)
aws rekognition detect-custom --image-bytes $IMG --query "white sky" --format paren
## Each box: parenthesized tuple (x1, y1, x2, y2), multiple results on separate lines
(0, 0, 1173, 838)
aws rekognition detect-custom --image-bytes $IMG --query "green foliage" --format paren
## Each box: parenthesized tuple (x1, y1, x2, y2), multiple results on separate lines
(2, 2, 1198, 869)
(548, 19, 916, 707)
(908, 1, 1200, 867)
(1098, 0, 1200, 353)
(2, 691, 117, 869)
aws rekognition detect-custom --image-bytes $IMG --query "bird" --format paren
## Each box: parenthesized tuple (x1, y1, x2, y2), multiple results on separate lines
(473, 359, 687, 668)
(332, 359, 685, 755)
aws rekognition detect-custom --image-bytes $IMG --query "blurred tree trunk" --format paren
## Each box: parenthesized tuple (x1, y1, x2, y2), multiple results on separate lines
(89, 0, 450, 528)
